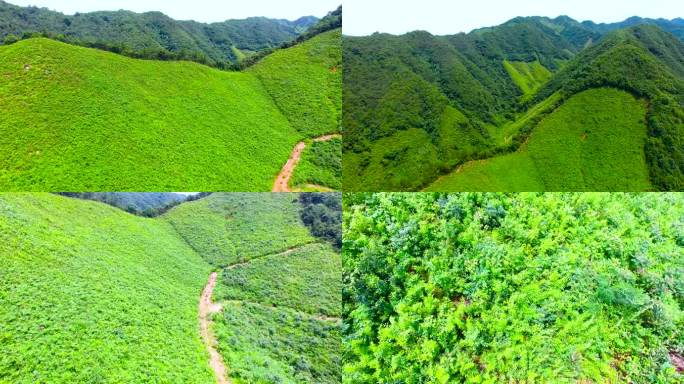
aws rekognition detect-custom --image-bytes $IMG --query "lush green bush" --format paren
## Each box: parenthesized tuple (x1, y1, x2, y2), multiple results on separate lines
(216, 243, 342, 316)
(300, 192, 342, 249)
(343, 193, 684, 383)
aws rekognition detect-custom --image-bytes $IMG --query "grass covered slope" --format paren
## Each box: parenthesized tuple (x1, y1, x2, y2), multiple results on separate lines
(0, 38, 300, 191)
(164, 193, 315, 267)
(344, 193, 684, 383)
(427, 88, 651, 191)
(250, 29, 342, 137)
(163, 193, 342, 384)
(503, 60, 552, 99)
(215, 303, 341, 384)
(0, 193, 213, 383)
(216, 243, 342, 316)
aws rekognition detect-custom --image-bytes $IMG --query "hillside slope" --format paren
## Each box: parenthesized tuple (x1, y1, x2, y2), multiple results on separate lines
(0, 193, 342, 383)
(0, 193, 214, 383)
(344, 18, 684, 191)
(428, 88, 651, 191)
(0, 30, 341, 191)
(165, 193, 342, 383)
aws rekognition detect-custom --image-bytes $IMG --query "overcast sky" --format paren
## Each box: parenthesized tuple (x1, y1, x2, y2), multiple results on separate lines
(344, 0, 684, 36)
(6, 0, 339, 22)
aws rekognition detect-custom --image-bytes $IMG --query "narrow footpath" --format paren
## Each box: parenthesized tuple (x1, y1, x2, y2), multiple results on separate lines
(199, 272, 230, 384)
(272, 134, 342, 192)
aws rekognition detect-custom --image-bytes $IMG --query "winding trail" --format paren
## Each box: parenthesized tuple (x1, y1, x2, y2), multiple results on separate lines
(272, 134, 341, 192)
(199, 272, 230, 384)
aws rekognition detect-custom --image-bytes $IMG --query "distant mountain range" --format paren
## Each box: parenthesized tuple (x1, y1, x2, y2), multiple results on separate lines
(344, 16, 684, 191)
(0, 0, 319, 64)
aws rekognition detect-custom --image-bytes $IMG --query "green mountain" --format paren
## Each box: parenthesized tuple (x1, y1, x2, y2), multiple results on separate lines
(0, 26, 341, 191)
(0, 192, 341, 383)
(0, 0, 318, 66)
(344, 17, 684, 191)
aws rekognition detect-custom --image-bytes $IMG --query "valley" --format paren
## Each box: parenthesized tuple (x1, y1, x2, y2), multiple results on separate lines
(0, 5, 342, 191)
(343, 17, 684, 191)
(0, 192, 341, 383)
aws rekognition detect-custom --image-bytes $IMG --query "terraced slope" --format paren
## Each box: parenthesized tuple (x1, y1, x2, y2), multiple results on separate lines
(0, 193, 214, 383)
(0, 29, 341, 191)
(428, 88, 651, 191)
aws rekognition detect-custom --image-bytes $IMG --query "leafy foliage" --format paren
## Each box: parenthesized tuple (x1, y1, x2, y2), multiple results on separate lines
(249, 29, 342, 137)
(215, 243, 342, 317)
(343, 192, 684, 383)
(299, 193, 342, 249)
(214, 302, 341, 384)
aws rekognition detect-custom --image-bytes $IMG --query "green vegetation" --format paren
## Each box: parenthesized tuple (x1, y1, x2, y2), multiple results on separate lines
(344, 17, 684, 191)
(249, 29, 342, 137)
(428, 88, 652, 191)
(0, 23, 341, 190)
(299, 193, 342, 249)
(165, 193, 314, 267)
(162, 192, 342, 384)
(215, 302, 341, 384)
(291, 137, 342, 190)
(215, 243, 342, 317)
(503, 60, 552, 99)
(343, 192, 684, 383)
(0, 193, 214, 383)
(1, 192, 342, 383)
(0, 0, 319, 67)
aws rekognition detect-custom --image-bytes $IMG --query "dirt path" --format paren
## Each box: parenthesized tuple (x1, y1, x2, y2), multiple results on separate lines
(272, 134, 342, 192)
(199, 272, 230, 384)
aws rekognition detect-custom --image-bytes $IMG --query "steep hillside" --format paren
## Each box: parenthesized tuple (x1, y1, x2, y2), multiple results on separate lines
(428, 88, 651, 191)
(0, 28, 341, 190)
(250, 29, 342, 137)
(165, 193, 342, 384)
(344, 18, 684, 191)
(0, 192, 342, 383)
(0, 193, 214, 382)
(0, 0, 318, 66)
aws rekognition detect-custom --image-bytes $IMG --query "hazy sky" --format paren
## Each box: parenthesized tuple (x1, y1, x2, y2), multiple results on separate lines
(6, 0, 339, 22)
(344, 0, 684, 36)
